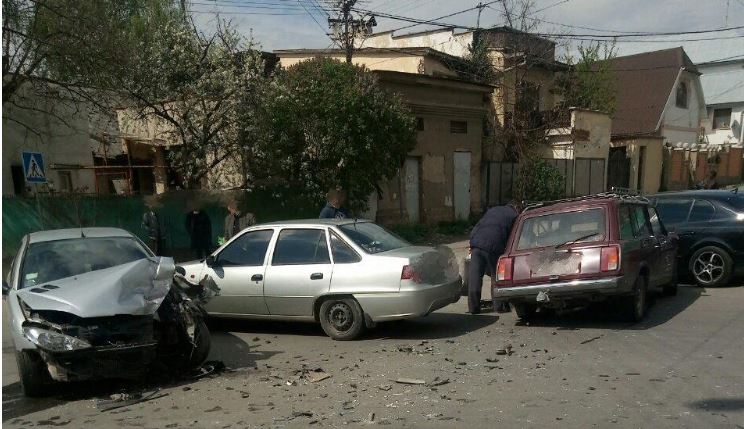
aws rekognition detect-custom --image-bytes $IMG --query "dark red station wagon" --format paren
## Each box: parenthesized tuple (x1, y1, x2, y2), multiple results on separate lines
(492, 194, 678, 322)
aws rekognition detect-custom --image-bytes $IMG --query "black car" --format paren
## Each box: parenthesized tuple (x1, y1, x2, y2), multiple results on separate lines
(649, 190, 744, 287)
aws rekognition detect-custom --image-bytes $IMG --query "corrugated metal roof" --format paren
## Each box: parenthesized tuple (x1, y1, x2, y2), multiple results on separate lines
(698, 61, 744, 105)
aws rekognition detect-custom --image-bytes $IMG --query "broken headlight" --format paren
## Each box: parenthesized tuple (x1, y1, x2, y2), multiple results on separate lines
(23, 326, 91, 352)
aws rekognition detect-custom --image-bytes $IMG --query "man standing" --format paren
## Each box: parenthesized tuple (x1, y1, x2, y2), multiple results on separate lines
(467, 202, 520, 315)
(185, 205, 212, 260)
(141, 198, 162, 255)
(224, 199, 256, 241)
(319, 188, 349, 219)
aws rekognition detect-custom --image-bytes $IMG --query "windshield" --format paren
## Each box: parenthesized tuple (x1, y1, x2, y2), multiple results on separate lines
(338, 222, 409, 254)
(516, 208, 607, 251)
(21, 237, 150, 288)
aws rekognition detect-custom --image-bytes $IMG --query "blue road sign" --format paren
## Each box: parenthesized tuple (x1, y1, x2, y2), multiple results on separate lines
(22, 152, 47, 184)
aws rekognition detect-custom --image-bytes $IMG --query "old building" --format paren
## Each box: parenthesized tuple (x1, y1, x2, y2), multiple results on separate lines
(607, 47, 707, 193)
(2, 80, 129, 196)
(698, 56, 744, 145)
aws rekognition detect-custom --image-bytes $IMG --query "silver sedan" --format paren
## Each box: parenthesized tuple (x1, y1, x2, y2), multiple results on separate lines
(179, 219, 462, 340)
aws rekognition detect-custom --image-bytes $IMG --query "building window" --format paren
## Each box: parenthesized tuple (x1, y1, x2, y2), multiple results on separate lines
(57, 171, 73, 192)
(450, 120, 468, 134)
(416, 117, 424, 131)
(712, 108, 732, 129)
(675, 81, 688, 109)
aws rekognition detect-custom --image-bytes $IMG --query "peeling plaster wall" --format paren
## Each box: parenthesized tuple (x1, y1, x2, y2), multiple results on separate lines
(374, 76, 489, 225)
(611, 136, 665, 194)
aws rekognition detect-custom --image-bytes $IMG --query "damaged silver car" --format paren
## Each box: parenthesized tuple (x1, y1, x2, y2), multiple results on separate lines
(2, 228, 214, 397)
(178, 219, 462, 341)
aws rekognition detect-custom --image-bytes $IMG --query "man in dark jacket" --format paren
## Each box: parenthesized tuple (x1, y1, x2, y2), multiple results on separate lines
(468, 203, 519, 314)
(319, 188, 349, 219)
(141, 198, 162, 255)
(185, 206, 212, 259)
(224, 199, 256, 240)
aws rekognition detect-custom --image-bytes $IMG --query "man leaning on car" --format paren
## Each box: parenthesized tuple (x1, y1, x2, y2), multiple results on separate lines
(467, 202, 520, 315)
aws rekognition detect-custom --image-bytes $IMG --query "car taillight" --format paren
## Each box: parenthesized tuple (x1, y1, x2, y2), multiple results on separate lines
(401, 265, 421, 282)
(496, 257, 513, 281)
(600, 246, 620, 271)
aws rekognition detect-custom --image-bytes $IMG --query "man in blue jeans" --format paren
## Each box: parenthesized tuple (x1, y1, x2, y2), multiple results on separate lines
(468, 202, 520, 314)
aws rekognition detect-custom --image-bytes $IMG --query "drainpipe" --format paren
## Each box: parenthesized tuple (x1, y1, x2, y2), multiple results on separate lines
(739, 111, 743, 143)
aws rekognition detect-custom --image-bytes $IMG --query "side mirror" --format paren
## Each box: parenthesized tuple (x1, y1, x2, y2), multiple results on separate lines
(2, 280, 11, 296)
(175, 265, 186, 276)
(205, 255, 216, 267)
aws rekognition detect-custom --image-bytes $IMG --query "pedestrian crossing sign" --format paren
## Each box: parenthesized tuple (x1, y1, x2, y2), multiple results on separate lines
(22, 151, 47, 184)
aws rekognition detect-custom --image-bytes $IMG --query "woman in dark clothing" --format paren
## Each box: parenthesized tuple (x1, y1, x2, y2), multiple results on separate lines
(185, 207, 212, 259)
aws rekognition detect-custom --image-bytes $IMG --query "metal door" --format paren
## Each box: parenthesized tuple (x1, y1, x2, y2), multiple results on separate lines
(454, 152, 471, 220)
(607, 147, 631, 190)
(203, 229, 274, 316)
(404, 157, 420, 223)
(263, 228, 333, 316)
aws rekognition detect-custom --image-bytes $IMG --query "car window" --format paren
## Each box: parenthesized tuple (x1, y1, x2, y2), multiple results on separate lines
(516, 208, 606, 250)
(632, 205, 653, 237)
(648, 207, 667, 235)
(272, 229, 331, 265)
(689, 199, 715, 222)
(330, 231, 361, 263)
(655, 198, 692, 225)
(20, 237, 150, 288)
(218, 230, 273, 267)
(338, 222, 409, 254)
(618, 205, 635, 240)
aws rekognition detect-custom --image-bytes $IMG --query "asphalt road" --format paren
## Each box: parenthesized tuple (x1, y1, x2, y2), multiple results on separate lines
(3, 274, 743, 428)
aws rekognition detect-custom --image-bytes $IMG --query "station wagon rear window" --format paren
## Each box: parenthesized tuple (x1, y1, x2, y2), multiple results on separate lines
(516, 208, 606, 251)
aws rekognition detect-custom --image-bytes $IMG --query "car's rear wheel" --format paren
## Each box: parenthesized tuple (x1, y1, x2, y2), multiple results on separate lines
(16, 350, 52, 397)
(319, 298, 365, 341)
(689, 246, 733, 287)
(513, 303, 537, 321)
(622, 276, 647, 323)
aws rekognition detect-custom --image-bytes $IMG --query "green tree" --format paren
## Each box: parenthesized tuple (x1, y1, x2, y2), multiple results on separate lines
(521, 159, 565, 201)
(254, 58, 417, 210)
(554, 42, 617, 114)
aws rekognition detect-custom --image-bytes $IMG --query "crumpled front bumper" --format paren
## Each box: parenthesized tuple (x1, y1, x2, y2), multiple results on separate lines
(39, 342, 159, 382)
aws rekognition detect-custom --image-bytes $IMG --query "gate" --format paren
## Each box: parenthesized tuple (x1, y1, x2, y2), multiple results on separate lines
(482, 162, 517, 207)
(607, 147, 631, 190)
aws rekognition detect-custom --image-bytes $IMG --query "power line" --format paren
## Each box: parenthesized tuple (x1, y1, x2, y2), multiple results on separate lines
(533, 0, 572, 14)
(363, 1, 502, 34)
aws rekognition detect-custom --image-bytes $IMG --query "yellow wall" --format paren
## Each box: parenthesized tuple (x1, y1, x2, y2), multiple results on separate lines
(277, 53, 457, 77)
(611, 137, 664, 194)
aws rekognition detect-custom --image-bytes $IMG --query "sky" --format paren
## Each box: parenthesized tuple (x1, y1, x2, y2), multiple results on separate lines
(189, 0, 744, 63)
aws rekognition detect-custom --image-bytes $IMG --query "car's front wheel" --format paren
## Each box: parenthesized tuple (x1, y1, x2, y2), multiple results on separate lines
(689, 246, 733, 287)
(319, 298, 365, 341)
(16, 350, 52, 397)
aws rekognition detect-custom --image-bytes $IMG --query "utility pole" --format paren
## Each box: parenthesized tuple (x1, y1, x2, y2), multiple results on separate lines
(329, 0, 376, 63)
(476, 1, 485, 29)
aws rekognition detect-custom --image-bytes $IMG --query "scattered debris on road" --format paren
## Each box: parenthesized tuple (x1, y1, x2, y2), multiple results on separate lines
(395, 378, 426, 385)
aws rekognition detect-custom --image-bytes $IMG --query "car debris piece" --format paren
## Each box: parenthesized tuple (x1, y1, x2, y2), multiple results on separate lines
(428, 377, 450, 387)
(395, 378, 426, 385)
(95, 389, 168, 412)
(304, 368, 332, 383)
(580, 336, 603, 345)
(377, 384, 393, 391)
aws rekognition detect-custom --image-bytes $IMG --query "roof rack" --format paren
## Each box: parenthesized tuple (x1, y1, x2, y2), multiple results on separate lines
(522, 189, 649, 213)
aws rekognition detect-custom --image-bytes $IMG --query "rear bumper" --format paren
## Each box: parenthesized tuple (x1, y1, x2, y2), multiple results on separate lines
(356, 277, 462, 322)
(492, 276, 630, 303)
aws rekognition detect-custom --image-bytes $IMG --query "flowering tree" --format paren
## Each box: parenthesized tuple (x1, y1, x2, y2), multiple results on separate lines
(254, 57, 417, 210)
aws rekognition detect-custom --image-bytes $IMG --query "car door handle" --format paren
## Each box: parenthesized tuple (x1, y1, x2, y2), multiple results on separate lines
(251, 274, 263, 282)
(310, 273, 324, 280)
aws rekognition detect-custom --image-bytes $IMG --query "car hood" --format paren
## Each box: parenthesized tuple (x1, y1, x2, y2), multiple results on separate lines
(16, 257, 175, 318)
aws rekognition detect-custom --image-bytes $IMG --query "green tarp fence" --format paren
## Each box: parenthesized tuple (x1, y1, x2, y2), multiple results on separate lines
(2, 189, 320, 258)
